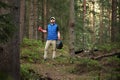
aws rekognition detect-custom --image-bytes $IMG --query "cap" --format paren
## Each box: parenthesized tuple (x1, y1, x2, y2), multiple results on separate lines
(50, 17, 55, 20)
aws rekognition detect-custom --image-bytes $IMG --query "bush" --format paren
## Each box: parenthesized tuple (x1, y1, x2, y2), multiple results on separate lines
(21, 38, 43, 47)
(96, 42, 120, 52)
(68, 58, 102, 74)
(20, 64, 41, 80)
(20, 64, 31, 80)
(0, 14, 15, 43)
(20, 38, 44, 63)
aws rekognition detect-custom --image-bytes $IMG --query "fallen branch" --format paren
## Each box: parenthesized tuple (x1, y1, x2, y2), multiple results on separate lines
(91, 50, 120, 60)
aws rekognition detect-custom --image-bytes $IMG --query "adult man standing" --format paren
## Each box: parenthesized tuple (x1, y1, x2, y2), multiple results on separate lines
(38, 17, 61, 60)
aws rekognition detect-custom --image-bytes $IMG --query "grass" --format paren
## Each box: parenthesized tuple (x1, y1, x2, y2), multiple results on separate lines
(20, 38, 120, 80)
(67, 57, 102, 75)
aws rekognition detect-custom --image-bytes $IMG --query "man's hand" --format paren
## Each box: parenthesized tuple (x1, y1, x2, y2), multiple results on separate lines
(38, 27, 43, 31)
(58, 37, 60, 40)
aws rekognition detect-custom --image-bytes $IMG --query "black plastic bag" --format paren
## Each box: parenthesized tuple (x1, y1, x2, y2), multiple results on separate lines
(56, 40, 63, 49)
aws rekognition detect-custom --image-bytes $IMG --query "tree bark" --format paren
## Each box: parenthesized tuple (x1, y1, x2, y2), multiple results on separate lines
(83, 0, 86, 49)
(118, 0, 120, 40)
(69, 0, 75, 56)
(111, 0, 118, 42)
(20, 0, 25, 42)
(99, 4, 103, 43)
(0, 0, 20, 80)
(92, 1, 95, 45)
(28, 0, 34, 39)
(33, 0, 38, 40)
(42, 0, 47, 42)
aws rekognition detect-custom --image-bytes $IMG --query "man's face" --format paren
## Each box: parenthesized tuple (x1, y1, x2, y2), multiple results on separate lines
(50, 19, 55, 23)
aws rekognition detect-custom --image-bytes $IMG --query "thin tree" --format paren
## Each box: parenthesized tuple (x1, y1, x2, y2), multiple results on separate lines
(99, 2, 104, 43)
(33, 0, 38, 40)
(83, 0, 86, 49)
(91, 1, 95, 45)
(111, 0, 118, 42)
(20, 0, 25, 42)
(43, 0, 47, 42)
(69, 0, 75, 55)
(28, 0, 34, 39)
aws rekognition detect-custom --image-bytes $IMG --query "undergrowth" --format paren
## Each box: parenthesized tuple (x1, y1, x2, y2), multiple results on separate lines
(20, 38, 120, 80)
(96, 42, 120, 52)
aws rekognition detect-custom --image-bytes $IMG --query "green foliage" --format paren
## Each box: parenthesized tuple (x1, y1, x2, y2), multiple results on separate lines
(54, 55, 69, 64)
(80, 58, 100, 66)
(100, 56, 120, 80)
(20, 38, 46, 79)
(21, 49, 40, 63)
(0, 72, 13, 80)
(0, 1, 10, 8)
(104, 72, 120, 80)
(21, 38, 69, 64)
(20, 64, 31, 80)
(99, 0, 111, 9)
(20, 64, 42, 80)
(21, 38, 44, 63)
(21, 64, 52, 80)
(68, 57, 102, 74)
(107, 56, 120, 64)
(20, 38, 120, 80)
(0, 9, 15, 43)
(0, 1, 15, 43)
(21, 38, 43, 47)
(96, 42, 120, 52)
(106, 56, 120, 71)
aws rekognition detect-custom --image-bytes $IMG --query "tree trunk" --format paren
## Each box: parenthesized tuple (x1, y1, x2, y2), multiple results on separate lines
(33, 0, 38, 40)
(20, 0, 25, 42)
(92, 1, 95, 45)
(28, 0, 34, 39)
(83, 0, 86, 49)
(118, 0, 120, 40)
(0, 0, 20, 80)
(111, 0, 118, 42)
(69, 0, 75, 56)
(99, 4, 103, 44)
(108, 1, 112, 42)
(42, 0, 47, 42)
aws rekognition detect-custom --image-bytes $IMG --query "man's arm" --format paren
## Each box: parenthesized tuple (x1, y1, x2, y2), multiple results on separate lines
(58, 31, 60, 40)
(38, 27, 47, 33)
(41, 29, 47, 33)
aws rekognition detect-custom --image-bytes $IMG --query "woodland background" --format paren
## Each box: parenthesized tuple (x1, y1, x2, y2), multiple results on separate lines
(0, 0, 120, 80)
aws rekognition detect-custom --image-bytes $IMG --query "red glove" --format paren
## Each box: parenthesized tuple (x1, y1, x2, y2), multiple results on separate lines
(38, 27, 43, 31)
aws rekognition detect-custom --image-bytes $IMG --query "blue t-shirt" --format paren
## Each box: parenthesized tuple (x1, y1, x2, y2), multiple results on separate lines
(46, 23, 59, 40)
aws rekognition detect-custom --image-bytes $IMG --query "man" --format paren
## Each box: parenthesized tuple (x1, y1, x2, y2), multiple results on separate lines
(38, 17, 60, 60)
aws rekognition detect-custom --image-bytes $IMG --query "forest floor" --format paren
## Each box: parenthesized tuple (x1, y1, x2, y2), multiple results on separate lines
(20, 39, 120, 80)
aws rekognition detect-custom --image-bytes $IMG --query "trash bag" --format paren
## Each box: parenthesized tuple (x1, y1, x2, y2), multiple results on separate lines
(56, 40, 63, 49)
